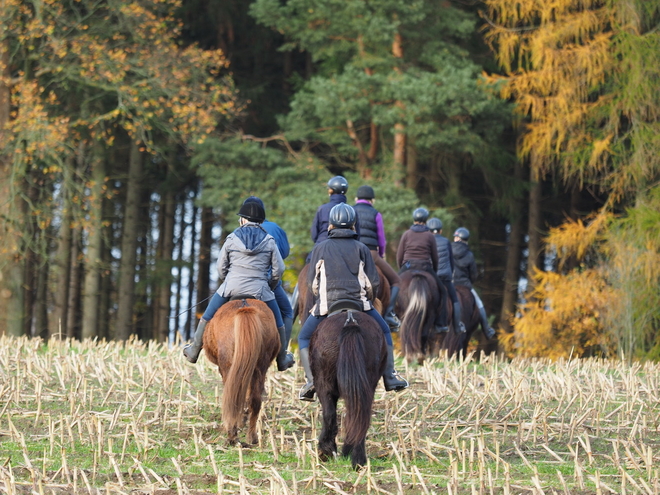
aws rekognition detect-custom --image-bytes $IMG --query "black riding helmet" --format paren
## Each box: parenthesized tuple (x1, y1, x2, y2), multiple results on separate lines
(329, 203, 356, 229)
(356, 185, 375, 200)
(454, 227, 470, 241)
(427, 217, 443, 231)
(412, 207, 429, 223)
(327, 175, 349, 194)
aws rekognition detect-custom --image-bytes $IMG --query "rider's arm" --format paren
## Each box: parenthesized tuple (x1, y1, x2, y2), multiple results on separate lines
(216, 238, 231, 284)
(429, 234, 439, 272)
(270, 239, 285, 288)
(375, 211, 386, 258)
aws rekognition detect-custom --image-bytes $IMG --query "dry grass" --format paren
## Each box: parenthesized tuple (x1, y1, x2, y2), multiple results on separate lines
(1, 335, 660, 494)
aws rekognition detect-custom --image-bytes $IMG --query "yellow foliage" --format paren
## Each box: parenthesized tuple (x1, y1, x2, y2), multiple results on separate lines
(503, 269, 615, 360)
(545, 210, 613, 268)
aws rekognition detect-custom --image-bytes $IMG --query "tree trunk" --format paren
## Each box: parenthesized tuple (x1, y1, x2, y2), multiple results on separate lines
(405, 138, 418, 190)
(81, 155, 106, 340)
(115, 141, 143, 341)
(156, 190, 175, 343)
(0, 38, 25, 337)
(392, 32, 406, 176)
(499, 161, 524, 334)
(196, 206, 214, 322)
(526, 167, 543, 290)
(35, 255, 49, 340)
(185, 200, 198, 341)
(66, 227, 82, 339)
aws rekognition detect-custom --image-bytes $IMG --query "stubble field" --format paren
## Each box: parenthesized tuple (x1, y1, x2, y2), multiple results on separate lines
(1, 335, 660, 494)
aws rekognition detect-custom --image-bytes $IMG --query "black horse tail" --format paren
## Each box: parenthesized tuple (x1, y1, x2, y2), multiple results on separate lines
(336, 313, 375, 449)
(401, 274, 429, 357)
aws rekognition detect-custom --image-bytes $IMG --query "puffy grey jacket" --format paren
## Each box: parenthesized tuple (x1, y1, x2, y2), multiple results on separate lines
(216, 223, 285, 302)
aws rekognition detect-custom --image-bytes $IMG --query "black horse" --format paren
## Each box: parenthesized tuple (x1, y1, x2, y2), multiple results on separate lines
(309, 306, 386, 469)
(439, 285, 481, 358)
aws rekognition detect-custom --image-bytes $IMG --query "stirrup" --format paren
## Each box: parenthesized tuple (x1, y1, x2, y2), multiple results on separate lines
(277, 351, 295, 371)
(434, 325, 449, 334)
(183, 344, 200, 364)
(484, 327, 496, 339)
(299, 382, 316, 402)
(456, 322, 466, 334)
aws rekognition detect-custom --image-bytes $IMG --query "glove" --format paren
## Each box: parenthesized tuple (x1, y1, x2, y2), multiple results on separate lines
(269, 279, 280, 291)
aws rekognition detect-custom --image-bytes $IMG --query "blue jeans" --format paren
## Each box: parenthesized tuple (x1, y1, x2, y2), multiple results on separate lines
(203, 293, 284, 328)
(273, 282, 293, 320)
(297, 308, 392, 350)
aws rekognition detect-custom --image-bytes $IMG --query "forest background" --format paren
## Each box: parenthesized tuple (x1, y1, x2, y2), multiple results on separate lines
(0, 0, 658, 361)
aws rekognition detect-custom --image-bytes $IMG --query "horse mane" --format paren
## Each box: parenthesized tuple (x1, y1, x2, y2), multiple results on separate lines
(222, 305, 264, 432)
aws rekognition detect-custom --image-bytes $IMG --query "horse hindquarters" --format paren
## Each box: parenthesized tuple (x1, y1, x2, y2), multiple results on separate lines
(336, 317, 383, 469)
(400, 274, 430, 359)
(222, 306, 264, 444)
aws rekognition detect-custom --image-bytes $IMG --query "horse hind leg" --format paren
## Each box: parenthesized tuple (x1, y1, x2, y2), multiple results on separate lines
(246, 374, 266, 445)
(317, 392, 339, 461)
(344, 439, 367, 470)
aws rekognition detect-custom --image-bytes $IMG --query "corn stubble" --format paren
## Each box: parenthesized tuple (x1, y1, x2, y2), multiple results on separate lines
(1, 335, 660, 494)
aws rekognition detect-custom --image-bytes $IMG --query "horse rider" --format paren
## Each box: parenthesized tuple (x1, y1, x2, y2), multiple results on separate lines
(310, 175, 360, 246)
(183, 201, 294, 371)
(353, 185, 401, 331)
(451, 227, 496, 339)
(298, 203, 408, 401)
(428, 218, 466, 334)
(242, 196, 295, 370)
(396, 207, 449, 333)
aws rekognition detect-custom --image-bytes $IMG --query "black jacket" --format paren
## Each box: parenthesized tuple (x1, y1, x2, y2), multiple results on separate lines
(452, 241, 478, 289)
(434, 234, 454, 281)
(353, 202, 378, 251)
(307, 228, 379, 316)
(310, 194, 360, 244)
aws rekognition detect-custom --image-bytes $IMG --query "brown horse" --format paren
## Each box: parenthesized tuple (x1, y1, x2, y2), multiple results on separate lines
(395, 269, 446, 364)
(202, 299, 280, 445)
(293, 264, 389, 326)
(309, 308, 386, 469)
(438, 285, 480, 358)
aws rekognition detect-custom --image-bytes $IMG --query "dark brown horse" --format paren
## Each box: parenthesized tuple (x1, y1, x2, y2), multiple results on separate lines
(294, 264, 390, 325)
(309, 308, 386, 469)
(202, 299, 280, 445)
(438, 285, 480, 358)
(395, 269, 446, 364)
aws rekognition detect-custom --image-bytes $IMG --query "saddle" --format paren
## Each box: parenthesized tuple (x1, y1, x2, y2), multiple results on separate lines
(328, 299, 363, 317)
(229, 294, 254, 303)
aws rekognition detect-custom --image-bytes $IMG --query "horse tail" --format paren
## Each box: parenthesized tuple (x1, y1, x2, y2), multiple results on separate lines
(336, 314, 374, 448)
(222, 305, 263, 432)
(401, 274, 428, 356)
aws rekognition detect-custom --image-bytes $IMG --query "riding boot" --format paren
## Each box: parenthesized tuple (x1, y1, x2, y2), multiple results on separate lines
(183, 318, 207, 364)
(383, 286, 401, 332)
(433, 311, 449, 334)
(478, 306, 496, 339)
(382, 345, 409, 392)
(276, 321, 295, 371)
(298, 347, 315, 401)
(453, 301, 466, 333)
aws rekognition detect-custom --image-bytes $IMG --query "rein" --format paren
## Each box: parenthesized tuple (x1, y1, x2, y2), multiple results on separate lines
(168, 295, 213, 318)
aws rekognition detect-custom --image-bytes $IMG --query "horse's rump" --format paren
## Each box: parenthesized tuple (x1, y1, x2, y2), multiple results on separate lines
(397, 270, 439, 360)
(310, 311, 386, 467)
(202, 299, 279, 444)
